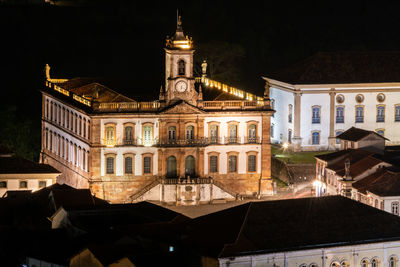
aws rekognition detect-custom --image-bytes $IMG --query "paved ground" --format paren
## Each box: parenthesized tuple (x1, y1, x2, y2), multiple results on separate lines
(157, 182, 314, 218)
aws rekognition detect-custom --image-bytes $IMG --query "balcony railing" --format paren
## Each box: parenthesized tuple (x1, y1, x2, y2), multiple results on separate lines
(203, 100, 264, 110)
(377, 116, 385, 122)
(162, 177, 213, 184)
(244, 136, 261, 144)
(356, 116, 364, 123)
(312, 117, 320, 124)
(336, 117, 344, 123)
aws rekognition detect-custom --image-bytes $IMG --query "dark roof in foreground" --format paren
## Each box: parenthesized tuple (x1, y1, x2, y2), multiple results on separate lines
(0, 156, 60, 174)
(178, 196, 400, 258)
(337, 127, 387, 141)
(267, 51, 400, 84)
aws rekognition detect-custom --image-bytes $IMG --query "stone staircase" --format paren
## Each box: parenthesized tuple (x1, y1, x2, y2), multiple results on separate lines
(129, 177, 161, 202)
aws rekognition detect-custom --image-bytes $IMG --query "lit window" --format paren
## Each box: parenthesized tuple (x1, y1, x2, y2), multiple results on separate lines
(336, 131, 343, 144)
(377, 106, 385, 122)
(178, 60, 185, 75)
(105, 126, 115, 145)
(143, 156, 151, 174)
(356, 106, 364, 123)
(228, 124, 238, 143)
(106, 157, 114, 174)
(396, 105, 400, 122)
(0, 181, 7, 188)
(125, 157, 133, 174)
(312, 106, 320, 123)
(210, 125, 218, 143)
(248, 124, 257, 143)
(209, 155, 218, 173)
(39, 181, 47, 188)
(186, 126, 194, 140)
(392, 202, 399, 215)
(19, 181, 28, 189)
(336, 106, 344, 123)
(228, 155, 237, 172)
(125, 126, 133, 144)
(312, 132, 320, 145)
(167, 126, 176, 142)
(248, 155, 256, 172)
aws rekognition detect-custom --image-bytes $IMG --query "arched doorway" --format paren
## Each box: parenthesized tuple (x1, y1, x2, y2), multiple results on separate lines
(185, 155, 195, 178)
(166, 156, 177, 178)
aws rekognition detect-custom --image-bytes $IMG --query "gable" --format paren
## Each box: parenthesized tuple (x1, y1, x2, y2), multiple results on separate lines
(161, 101, 205, 114)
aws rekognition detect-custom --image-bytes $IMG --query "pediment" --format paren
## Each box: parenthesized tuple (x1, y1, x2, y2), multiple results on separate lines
(161, 101, 204, 114)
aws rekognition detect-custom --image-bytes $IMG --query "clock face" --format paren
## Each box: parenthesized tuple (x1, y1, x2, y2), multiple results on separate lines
(175, 80, 188, 92)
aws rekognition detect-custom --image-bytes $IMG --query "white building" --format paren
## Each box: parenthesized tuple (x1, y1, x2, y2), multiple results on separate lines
(265, 52, 400, 151)
(0, 146, 60, 197)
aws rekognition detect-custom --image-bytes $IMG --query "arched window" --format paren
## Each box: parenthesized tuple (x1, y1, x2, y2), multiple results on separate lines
(185, 155, 195, 177)
(356, 106, 364, 123)
(178, 60, 185, 75)
(312, 132, 320, 145)
(336, 106, 344, 123)
(125, 156, 133, 174)
(389, 256, 397, 267)
(248, 124, 257, 143)
(168, 126, 176, 141)
(125, 126, 133, 144)
(392, 201, 399, 215)
(209, 155, 218, 173)
(330, 262, 340, 267)
(361, 259, 369, 267)
(186, 126, 194, 140)
(19, 180, 28, 189)
(371, 258, 378, 267)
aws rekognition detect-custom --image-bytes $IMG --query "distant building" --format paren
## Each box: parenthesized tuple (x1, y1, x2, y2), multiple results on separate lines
(314, 127, 400, 216)
(0, 146, 60, 196)
(265, 52, 400, 151)
(39, 16, 274, 203)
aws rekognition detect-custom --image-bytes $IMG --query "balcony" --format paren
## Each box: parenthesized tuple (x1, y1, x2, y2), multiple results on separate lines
(225, 137, 239, 144)
(245, 136, 261, 144)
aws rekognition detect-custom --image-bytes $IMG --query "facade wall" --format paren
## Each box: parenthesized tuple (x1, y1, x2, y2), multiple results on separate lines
(270, 85, 400, 151)
(219, 241, 400, 267)
(270, 87, 294, 144)
(0, 177, 54, 197)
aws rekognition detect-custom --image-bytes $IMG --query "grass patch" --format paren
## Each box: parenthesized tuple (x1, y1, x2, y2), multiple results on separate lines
(272, 145, 330, 164)
(271, 176, 288, 188)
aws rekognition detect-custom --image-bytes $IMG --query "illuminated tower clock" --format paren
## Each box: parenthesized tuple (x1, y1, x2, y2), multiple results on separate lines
(164, 15, 198, 105)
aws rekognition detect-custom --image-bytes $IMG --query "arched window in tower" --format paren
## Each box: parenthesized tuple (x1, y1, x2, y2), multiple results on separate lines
(178, 60, 185, 75)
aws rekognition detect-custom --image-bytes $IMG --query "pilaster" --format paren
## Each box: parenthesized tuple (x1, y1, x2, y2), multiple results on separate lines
(293, 92, 302, 151)
(328, 90, 336, 149)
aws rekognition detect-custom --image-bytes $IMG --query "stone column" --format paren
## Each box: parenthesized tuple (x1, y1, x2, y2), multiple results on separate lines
(328, 90, 336, 149)
(260, 113, 273, 195)
(293, 92, 302, 151)
(198, 148, 205, 177)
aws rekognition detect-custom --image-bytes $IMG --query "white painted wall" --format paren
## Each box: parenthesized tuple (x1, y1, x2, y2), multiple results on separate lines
(0, 178, 54, 197)
(219, 241, 400, 267)
(270, 87, 294, 144)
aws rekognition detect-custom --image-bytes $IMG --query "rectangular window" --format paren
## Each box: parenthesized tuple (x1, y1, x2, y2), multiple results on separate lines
(106, 157, 114, 174)
(396, 106, 400, 122)
(228, 155, 237, 172)
(312, 107, 320, 124)
(288, 129, 292, 144)
(39, 181, 47, 188)
(143, 157, 151, 174)
(248, 155, 256, 172)
(312, 132, 320, 145)
(125, 157, 133, 174)
(356, 106, 364, 123)
(0, 181, 7, 188)
(19, 181, 28, 189)
(210, 156, 218, 173)
(288, 104, 293, 123)
(377, 106, 385, 122)
(336, 107, 344, 123)
(392, 202, 399, 215)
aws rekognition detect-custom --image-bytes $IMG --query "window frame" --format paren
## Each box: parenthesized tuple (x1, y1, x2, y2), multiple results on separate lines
(123, 153, 135, 175)
(312, 105, 321, 124)
(246, 121, 259, 143)
(142, 153, 153, 175)
(288, 104, 293, 123)
(105, 153, 116, 175)
(227, 121, 240, 144)
(0, 181, 7, 188)
(395, 104, 400, 122)
(376, 128, 385, 137)
(355, 105, 364, 123)
(104, 123, 117, 146)
(376, 104, 385, 122)
(123, 123, 135, 145)
(208, 152, 219, 173)
(312, 131, 320, 145)
(227, 151, 239, 173)
(208, 121, 221, 144)
(246, 151, 258, 173)
(178, 59, 186, 76)
(142, 122, 154, 146)
(19, 180, 28, 189)
(392, 201, 399, 215)
(336, 105, 345, 123)
(38, 180, 47, 188)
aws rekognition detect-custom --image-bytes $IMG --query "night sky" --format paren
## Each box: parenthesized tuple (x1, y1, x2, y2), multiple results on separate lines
(2, 0, 400, 159)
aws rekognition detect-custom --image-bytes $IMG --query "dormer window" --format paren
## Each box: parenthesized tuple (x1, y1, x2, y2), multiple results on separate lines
(178, 60, 185, 75)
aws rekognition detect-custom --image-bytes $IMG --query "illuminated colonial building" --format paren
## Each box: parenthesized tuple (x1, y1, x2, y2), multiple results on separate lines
(265, 52, 400, 151)
(40, 17, 274, 203)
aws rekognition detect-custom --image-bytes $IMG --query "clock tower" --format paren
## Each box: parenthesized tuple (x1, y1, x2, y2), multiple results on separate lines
(163, 15, 198, 105)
